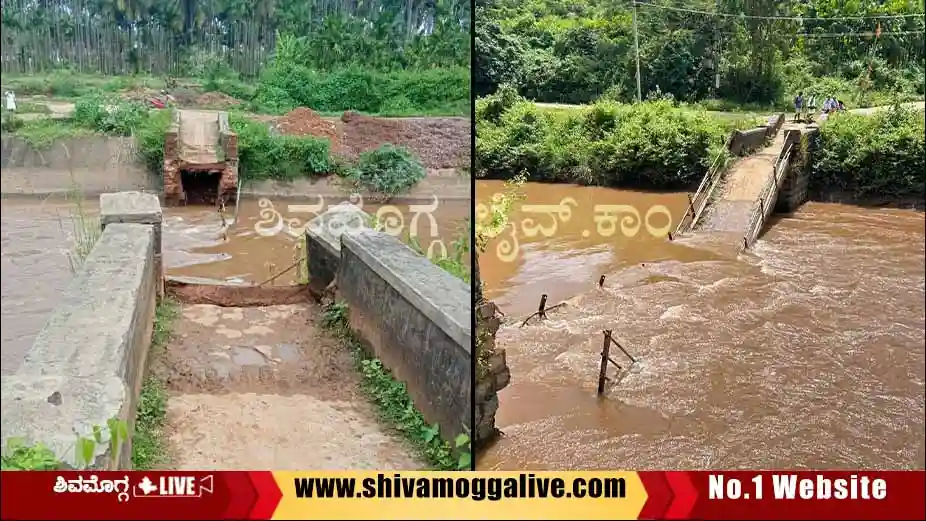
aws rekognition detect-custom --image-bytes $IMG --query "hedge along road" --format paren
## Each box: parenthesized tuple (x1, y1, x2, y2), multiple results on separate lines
(534, 100, 925, 119)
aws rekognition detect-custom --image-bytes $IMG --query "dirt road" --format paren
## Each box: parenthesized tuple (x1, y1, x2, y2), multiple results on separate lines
(154, 301, 424, 470)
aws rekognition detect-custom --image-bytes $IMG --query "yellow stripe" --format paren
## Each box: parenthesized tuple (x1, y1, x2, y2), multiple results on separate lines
(271, 471, 646, 520)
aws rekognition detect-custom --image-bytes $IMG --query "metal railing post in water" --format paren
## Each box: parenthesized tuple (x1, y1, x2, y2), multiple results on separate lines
(598, 275, 606, 288)
(538, 294, 548, 320)
(598, 330, 614, 395)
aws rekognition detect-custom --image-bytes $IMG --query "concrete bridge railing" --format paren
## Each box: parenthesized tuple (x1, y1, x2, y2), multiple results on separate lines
(0, 192, 163, 469)
(306, 203, 473, 443)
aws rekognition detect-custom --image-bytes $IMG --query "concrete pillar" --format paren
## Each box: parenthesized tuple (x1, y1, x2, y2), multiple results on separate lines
(100, 192, 164, 297)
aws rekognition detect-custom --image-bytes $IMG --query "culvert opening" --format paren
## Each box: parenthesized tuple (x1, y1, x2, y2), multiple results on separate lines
(181, 170, 220, 205)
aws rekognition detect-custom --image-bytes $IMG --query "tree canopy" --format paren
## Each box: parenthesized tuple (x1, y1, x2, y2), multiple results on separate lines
(476, 0, 926, 105)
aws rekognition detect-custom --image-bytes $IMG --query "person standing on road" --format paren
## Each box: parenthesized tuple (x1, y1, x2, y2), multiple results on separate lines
(793, 92, 804, 121)
(807, 95, 816, 120)
(4, 90, 15, 112)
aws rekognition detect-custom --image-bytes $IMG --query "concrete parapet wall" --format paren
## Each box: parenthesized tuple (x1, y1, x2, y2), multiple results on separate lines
(765, 113, 785, 138)
(729, 127, 769, 156)
(305, 202, 372, 295)
(0, 136, 156, 195)
(336, 229, 472, 442)
(0, 193, 162, 469)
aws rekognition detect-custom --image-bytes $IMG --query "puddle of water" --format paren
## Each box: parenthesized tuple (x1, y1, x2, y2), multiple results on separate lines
(231, 346, 268, 366)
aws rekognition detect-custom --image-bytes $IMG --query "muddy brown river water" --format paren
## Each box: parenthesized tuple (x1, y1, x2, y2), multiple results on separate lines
(0, 196, 469, 374)
(476, 180, 925, 470)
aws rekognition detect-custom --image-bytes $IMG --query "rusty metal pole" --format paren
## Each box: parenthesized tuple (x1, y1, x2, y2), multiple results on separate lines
(612, 337, 637, 365)
(538, 294, 548, 319)
(598, 330, 613, 395)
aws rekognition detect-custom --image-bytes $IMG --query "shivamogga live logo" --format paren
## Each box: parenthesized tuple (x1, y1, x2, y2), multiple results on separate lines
(253, 194, 452, 259)
(476, 195, 674, 263)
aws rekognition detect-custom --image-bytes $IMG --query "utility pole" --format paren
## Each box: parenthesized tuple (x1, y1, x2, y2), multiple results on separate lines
(632, 0, 642, 103)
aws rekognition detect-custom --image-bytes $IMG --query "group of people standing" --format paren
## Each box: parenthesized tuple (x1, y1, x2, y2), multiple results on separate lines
(793, 92, 844, 122)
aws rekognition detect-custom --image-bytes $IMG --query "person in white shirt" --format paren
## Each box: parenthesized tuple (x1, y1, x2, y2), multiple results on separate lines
(4, 90, 16, 112)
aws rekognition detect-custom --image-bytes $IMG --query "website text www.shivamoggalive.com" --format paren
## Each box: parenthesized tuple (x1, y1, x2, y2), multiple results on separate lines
(293, 474, 627, 501)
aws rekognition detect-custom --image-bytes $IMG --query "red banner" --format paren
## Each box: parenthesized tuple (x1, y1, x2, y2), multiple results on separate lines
(639, 471, 925, 520)
(0, 471, 281, 520)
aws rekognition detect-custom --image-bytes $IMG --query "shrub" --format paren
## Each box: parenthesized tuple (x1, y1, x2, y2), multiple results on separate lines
(345, 144, 427, 198)
(810, 105, 925, 201)
(476, 98, 731, 189)
(134, 109, 174, 175)
(229, 115, 330, 180)
(254, 65, 469, 116)
(72, 96, 148, 135)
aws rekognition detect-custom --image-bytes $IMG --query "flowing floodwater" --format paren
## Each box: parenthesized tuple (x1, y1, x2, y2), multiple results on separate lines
(165, 196, 471, 285)
(1, 199, 85, 374)
(0, 196, 469, 373)
(476, 180, 925, 470)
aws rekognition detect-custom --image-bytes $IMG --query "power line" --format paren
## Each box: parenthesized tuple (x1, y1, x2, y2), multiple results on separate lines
(790, 30, 925, 38)
(633, 1, 926, 22)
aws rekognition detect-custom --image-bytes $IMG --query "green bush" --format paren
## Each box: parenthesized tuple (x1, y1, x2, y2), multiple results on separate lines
(134, 109, 174, 175)
(229, 115, 331, 180)
(345, 144, 427, 197)
(72, 96, 148, 136)
(254, 65, 469, 116)
(810, 105, 925, 201)
(476, 97, 731, 189)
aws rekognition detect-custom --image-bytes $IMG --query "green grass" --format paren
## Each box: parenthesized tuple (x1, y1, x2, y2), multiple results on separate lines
(132, 298, 179, 470)
(3, 117, 96, 148)
(320, 301, 471, 470)
(15, 101, 52, 114)
(1, 72, 170, 98)
(407, 232, 471, 283)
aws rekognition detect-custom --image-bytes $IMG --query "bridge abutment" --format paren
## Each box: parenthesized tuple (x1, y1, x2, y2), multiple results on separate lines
(778, 127, 819, 213)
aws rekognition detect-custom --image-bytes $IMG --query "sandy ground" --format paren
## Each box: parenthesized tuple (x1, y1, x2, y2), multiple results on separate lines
(178, 110, 220, 164)
(155, 303, 424, 470)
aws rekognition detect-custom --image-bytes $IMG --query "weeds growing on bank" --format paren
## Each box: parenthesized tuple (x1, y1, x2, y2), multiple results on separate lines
(1, 72, 167, 98)
(343, 145, 427, 200)
(132, 298, 179, 470)
(406, 232, 471, 283)
(1, 419, 129, 470)
(810, 104, 925, 201)
(321, 302, 472, 471)
(60, 185, 102, 273)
